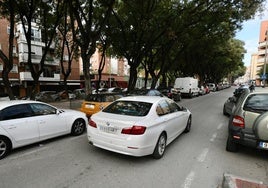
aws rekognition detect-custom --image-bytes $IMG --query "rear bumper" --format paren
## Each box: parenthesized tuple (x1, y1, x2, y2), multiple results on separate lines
(87, 128, 155, 157)
(229, 129, 268, 150)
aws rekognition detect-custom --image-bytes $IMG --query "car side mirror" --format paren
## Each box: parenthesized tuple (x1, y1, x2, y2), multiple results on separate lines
(181, 106, 187, 111)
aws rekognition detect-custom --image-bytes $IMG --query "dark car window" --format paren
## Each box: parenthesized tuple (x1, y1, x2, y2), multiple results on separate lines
(86, 94, 121, 102)
(103, 101, 152, 116)
(243, 94, 268, 112)
(0, 104, 33, 120)
(157, 100, 170, 115)
(156, 105, 165, 116)
(105, 95, 115, 102)
(166, 99, 181, 112)
(30, 103, 57, 116)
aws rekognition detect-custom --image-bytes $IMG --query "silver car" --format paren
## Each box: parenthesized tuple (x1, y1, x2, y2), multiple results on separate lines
(226, 92, 268, 152)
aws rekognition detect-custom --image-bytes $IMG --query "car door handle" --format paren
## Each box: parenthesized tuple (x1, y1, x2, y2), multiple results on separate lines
(8, 126, 16, 129)
(38, 120, 46, 124)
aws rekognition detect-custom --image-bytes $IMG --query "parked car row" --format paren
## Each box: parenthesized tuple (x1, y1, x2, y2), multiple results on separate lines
(0, 90, 192, 159)
(1, 82, 234, 159)
(19, 89, 86, 102)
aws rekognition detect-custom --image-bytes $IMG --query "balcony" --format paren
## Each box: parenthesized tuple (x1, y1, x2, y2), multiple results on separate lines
(258, 49, 267, 56)
(20, 72, 60, 81)
(258, 41, 268, 48)
(19, 54, 59, 66)
(258, 58, 264, 63)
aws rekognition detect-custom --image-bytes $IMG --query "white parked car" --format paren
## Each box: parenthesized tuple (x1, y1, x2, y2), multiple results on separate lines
(0, 100, 88, 159)
(87, 96, 192, 159)
(207, 83, 216, 92)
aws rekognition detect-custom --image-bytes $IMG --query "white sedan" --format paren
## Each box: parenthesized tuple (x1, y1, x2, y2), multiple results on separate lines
(0, 100, 88, 159)
(87, 96, 192, 159)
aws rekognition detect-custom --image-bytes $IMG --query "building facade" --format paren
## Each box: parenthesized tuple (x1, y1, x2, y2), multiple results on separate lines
(249, 53, 259, 83)
(257, 20, 268, 86)
(0, 18, 129, 97)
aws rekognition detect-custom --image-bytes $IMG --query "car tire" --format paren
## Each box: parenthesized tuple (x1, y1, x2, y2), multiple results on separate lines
(0, 136, 11, 160)
(153, 133, 166, 159)
(184, 116, 192, 133)
(177, 95, 181, 101)
(71, 119, 86, 136)
(226, 135, 238, 152)
(189, 93, 193, 98)
(173, 94, 180, 101)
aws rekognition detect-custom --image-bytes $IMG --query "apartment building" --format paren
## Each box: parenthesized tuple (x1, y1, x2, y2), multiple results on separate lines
(249, 53, 259, 81)
(89, 48, 129, 89)
(256, 20, 268, 86)
(0, 18, 129, 97)
(0, 19, 20, 96)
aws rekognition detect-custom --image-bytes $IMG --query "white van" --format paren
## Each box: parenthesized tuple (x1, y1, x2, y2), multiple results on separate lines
(174, 77, 199, 98)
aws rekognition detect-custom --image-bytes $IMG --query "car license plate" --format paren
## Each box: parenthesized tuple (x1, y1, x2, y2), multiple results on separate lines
(259, 142, 268, 149)
(99, 126, 117, 133)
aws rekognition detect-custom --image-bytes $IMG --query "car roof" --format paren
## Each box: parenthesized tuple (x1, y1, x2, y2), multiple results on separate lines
(116, 96, 166, 103)
(246, 91, 268, 95)
(0, 100, 45, 110)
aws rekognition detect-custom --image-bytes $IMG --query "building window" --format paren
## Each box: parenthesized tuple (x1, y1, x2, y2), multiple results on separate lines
(0, 64, 18, 73)
(7, 26, 10, 34)
(31, 28, 41, 42)
(13, 46, 17, 54)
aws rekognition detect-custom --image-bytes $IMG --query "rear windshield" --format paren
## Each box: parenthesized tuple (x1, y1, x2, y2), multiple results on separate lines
(243, 94, 268, 112)
(103, 100, 152, 116)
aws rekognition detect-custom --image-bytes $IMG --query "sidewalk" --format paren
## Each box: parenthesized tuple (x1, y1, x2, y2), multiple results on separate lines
(220, 173, 268, 188)
(50, 99, 83, 110)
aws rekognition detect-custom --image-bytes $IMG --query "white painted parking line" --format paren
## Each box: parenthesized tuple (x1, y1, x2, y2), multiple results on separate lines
(69, 134, 86, 141)
(197, 148, 209, 162)
(210, 133, 217, 142)
(182, 171, 195, 188)
(8, 146, 48, 160)
(217, 123, 224, 130)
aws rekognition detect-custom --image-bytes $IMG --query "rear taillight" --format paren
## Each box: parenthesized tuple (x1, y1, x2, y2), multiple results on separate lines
(121, 126, 146, 135)
(89, 119, 97, 128)
(232, 115, 245, 128)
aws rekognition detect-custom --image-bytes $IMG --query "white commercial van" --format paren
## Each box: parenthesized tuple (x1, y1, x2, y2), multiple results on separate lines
(174, 77, 199, 98)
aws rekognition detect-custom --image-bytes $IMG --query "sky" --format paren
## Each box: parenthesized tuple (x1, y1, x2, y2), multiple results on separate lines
(235, 1, 268, 66)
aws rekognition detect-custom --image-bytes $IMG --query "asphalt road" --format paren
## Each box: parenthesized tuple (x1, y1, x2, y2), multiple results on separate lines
(0, 86, 268, 188)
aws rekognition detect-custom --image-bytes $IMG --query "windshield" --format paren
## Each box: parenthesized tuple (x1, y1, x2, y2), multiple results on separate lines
(103, 100, 152, 116)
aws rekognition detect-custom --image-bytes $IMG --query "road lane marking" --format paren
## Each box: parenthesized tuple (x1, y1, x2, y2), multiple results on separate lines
(197, 148, 209, 162)
(8, 146, 48, 160)
(210, 133, 217, 142)
(217, 123, 223, 130)
(70, 134, 86, 141)
(182, 171, 195, 188)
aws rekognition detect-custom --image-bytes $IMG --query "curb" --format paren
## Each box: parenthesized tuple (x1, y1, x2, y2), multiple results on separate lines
(221, 173, 268, 188)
